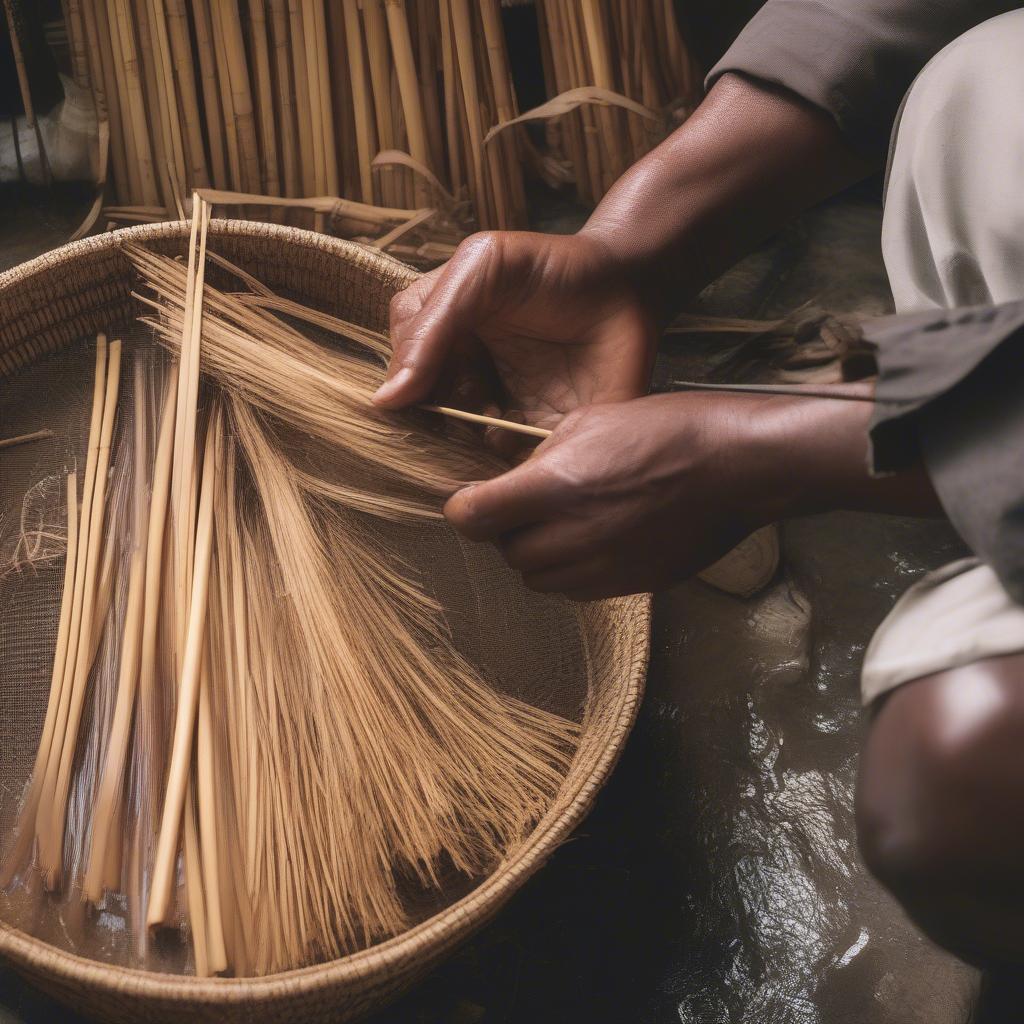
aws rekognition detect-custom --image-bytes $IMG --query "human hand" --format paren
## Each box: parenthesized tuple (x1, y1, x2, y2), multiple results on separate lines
(442, 392, 782, 600)
(372, 231, 659, 447)
(441, 387, 940, 601)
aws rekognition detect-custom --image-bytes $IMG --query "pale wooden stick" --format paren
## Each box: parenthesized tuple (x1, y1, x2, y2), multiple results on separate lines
(479, 0, 526, 225)
(384, 0, 432, 207)
(208, 0, 242, 189)
(0, 429, 53, 450)
(80, 0, 130, 202)
(299, 0, 327, 228)
(3, 0, 51, 185)
(135, 372, 176, 741)
(134, 0, 180, 216)
(190, 0, 228, 189)
(361, 0, 400, 209)
(164, 0, 210, 188)
(41, 339, 122, 889)
(196, 499, 227, 970)
(267, 0, 299, 198)
(82, 360, 150, 903)
(147, 411, 218, 928)
(438, 0, 463, 195)
(183, 787, 210, 974)
(111, 0, 160, 205)
(420, 404, 551, 439)
(219, 2, 261, 193)
(310, 0, 338, 198)
(0, 471, 78, 888)
(448, 0, 486, 222)
(341, 0, 375, 203)
(286, 0, 316, 202)
(35, 338, 108, 874)
(247, 0, 280, 197)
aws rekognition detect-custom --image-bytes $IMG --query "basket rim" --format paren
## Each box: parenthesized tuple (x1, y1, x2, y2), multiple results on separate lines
(0, 220, 651, 1004)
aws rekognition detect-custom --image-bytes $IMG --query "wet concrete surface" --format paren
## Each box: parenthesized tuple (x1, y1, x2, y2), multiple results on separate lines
(0, 184, 987, 1022)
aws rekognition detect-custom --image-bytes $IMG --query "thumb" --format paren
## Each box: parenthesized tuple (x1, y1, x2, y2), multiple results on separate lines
(373, 233, 503, 409)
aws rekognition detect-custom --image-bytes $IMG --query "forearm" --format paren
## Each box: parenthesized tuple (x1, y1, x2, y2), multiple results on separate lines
(747, 387, 943, 524)
(579, 73, 877, 319)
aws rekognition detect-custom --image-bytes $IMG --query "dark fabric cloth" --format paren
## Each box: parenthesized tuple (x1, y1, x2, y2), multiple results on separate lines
(865, 303, 1024, 602)
(705, 0, 1024, 599)
(705, 0, 1018, 152)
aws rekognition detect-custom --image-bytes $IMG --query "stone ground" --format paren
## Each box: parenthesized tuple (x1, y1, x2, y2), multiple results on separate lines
(0, 181, 995, 1023)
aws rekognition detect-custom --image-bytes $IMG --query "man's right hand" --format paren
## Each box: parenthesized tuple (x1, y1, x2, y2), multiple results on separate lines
(372, 231, 659, 438)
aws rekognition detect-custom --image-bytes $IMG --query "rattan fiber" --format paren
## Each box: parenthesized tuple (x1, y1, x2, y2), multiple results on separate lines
(0, 221, 650, 1024)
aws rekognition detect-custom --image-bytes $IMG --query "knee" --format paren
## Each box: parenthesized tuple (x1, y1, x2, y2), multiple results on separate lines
(897, 10, 1024, 142)
(856, 663, 1024, 954)
(885, 10, 1024, 307)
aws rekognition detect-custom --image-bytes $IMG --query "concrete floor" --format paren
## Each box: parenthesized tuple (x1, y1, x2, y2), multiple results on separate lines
(0, 183, 990, 1023)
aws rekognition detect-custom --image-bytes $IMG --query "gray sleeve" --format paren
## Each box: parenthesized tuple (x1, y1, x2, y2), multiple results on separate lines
(706, 0, 1017, 151)
(865, 300, 1024, 602)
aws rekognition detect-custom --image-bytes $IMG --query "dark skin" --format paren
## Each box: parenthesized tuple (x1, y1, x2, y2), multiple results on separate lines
(374, 73, 1024, 967)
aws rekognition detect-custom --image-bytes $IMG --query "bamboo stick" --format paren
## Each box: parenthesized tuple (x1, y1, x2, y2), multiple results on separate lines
(190, 0, 228, 190)
(326, 1, 358, 201)
(82, 360, 150, 904)
(385, 0, 432, 208)
(311, 0, 338, 198)
(219, 2, 261, 193)
(208, 0, 242, 190)
(147, 412, 218, 928)
(285, 0, 315, 204)
(196, 428, 227, 971)
(341, 0, 376, 204)
(41, 338, 123, 890)
(421, 404, 551, 439)
(438, 0, 463, 196)
(247, 0, 280, 197)
(3, 0, 52, 186)
(133, 0, 179, 215)
(34, 337, 108, 876)
(164, 0, 210, 188)
(65, 0, 89, 86)
(267, 0, 300, 198)
(80, 0, 130, 202)
(110, 0, 160, 205)
(448, 0, 486, 224)
(0, 429, 53, 450)
(361, 0, 400, 209)
(299, 0, 328, 228)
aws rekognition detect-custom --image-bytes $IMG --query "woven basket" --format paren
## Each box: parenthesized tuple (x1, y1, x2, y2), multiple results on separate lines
(0, 220, 650, 1024)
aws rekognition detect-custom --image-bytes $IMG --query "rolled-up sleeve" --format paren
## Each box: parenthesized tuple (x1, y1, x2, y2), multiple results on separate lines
(865, 301, 1024, 601)
(706, 0, 1017, 151)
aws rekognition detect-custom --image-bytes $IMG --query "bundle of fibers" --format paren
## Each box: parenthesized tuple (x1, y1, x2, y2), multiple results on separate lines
(220, 400, 578, 970)
(0, 219, 580, 976)
(124, 242, 506, 519)
(137, 250, 582, 970)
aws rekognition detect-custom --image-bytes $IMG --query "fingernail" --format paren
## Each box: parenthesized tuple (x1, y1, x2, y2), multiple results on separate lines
(373, 367, 414, 405)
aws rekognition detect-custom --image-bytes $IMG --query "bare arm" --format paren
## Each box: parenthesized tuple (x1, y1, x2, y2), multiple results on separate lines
(580, 72, 877, 319)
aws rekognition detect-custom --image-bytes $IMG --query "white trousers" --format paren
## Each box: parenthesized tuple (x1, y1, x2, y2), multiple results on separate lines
(862, 9, 1024, 703)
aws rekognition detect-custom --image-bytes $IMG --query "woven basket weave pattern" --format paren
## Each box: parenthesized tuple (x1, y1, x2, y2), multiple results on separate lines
(0, 221, 650, 1024)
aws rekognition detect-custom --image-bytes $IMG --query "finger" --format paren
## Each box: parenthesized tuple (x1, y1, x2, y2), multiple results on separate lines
(520, 554, 617, 597)
(374, 233, 505, 409)
(387, 270, 437, 336)
(499, 520, 601, 574)
(443, 458, 563, 542)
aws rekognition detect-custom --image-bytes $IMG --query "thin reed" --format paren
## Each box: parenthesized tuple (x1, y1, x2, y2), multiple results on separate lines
(1, 202, 582, 978)
(58, 0, 700, 248)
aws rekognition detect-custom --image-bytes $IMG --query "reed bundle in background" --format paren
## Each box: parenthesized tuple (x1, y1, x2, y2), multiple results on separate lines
(56, 0, 700, 253)
(1, 198, 581, 976)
